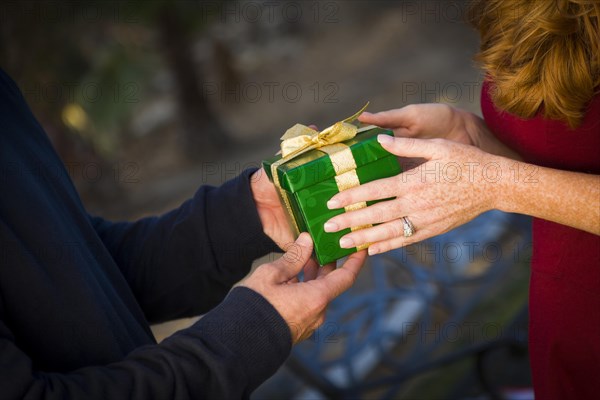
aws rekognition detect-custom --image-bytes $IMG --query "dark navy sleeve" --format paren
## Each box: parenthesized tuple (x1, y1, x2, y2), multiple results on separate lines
(0, 67, 290, 398)
(0, 287, 292, 399)
(90, 168, 279, 324)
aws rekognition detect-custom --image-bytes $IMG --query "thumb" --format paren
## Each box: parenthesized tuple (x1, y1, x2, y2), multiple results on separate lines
(316, 250, 367, 301)
(273, 232, 314, 281)
(377, 135, 444, 160)
(358, 109, 409, 129)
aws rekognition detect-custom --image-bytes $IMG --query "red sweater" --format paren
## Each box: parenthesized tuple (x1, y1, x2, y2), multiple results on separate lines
(481, 81, 600, 399)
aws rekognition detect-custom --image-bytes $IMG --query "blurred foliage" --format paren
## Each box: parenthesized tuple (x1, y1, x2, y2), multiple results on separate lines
(0, 0, 236, 161)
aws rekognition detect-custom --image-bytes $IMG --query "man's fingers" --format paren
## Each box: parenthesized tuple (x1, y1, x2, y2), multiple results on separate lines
(316, 251, 367, 301)
(305, 261, 334, 282)
(317, 262, 335, 279)
(302, 258, 319, 282)
(273, 232, 314, 282)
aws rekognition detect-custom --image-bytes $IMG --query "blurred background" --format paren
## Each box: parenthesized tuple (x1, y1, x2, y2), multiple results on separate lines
(0, 1, 533, 399)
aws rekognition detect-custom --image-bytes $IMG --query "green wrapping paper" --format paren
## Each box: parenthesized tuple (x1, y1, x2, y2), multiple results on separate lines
(263, 127, 402, 265)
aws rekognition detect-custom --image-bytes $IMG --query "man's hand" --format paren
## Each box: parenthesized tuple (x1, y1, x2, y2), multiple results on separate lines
(250, 125, 319, 249)
(250, 167, 295, 249)
(241, 233, 367, 343)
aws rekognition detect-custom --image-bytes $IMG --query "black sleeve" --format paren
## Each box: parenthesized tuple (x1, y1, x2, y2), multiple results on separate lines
(0, 287, 291, 400)
(90, 169, 279, 323)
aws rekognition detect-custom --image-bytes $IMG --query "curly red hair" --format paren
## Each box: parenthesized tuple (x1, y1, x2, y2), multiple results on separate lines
(468, 0, 600, 128)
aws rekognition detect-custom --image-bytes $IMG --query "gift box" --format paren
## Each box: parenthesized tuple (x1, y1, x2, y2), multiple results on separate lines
(262, 105, 402, 265)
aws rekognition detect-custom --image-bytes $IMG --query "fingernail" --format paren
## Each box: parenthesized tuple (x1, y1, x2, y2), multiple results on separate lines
(377, 134, 393, 144)
(327, 199, 341, 209)
(359, 111, 372, 118)
(296, 232, 312, 246)
(324, 221, 339, 233)
(368, 246, 378, 256)
(339, 237, 355, 248)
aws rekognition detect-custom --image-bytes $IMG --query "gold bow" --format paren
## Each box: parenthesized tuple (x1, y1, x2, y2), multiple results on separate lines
(271, 102, 371, 237)
(279, 102, 369, 158)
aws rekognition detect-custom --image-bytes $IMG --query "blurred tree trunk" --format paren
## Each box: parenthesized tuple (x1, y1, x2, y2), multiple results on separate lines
(0, 2, 88, 165)
(158, 5, 230, 160)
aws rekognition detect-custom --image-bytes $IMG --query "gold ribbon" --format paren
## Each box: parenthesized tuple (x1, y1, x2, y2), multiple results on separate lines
(318, 146, 371, 250)
(271, 103, 374, 251)
(279, 102, 369, 159)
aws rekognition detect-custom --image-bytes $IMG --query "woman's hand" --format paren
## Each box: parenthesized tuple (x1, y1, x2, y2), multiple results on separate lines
(323, 135, 507, 255)
(359, 103, 477, 145)
(359, 104, 522, 160)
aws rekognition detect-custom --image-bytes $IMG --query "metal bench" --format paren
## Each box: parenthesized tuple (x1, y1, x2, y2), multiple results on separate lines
(254, 210, 532, 399)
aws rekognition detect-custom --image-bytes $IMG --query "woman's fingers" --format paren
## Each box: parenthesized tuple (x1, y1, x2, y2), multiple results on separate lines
(377, 136, 447, 159)
(327, 139, 449, 211)
(327, 176, 399, 209)
(365, 217, 457, 255)
(359, 108, 410, 128)
(325, 199, 405, 233)
(337, 217, 426, 249)
(367, 226, 433, 255)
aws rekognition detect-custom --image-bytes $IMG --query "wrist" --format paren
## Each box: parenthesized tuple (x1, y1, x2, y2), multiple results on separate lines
(448, 108, 483, 147)
(458, 109, 484, 148)
(493, 157, 522, 213)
